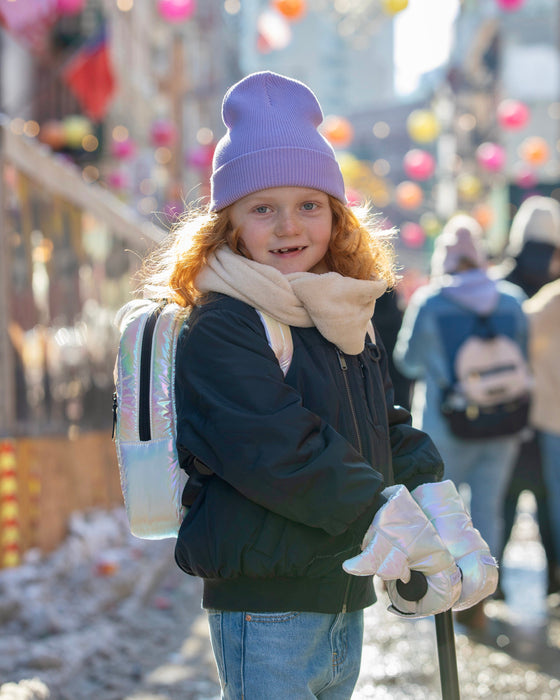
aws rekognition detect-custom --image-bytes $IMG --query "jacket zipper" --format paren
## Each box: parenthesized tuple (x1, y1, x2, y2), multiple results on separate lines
(138, 307, 162, 441)
(336, 348, 363, 455)
(342, 573, 352, 613)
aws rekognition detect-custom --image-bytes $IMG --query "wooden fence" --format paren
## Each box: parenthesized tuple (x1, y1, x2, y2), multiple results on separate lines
(1, 431, 123, 567)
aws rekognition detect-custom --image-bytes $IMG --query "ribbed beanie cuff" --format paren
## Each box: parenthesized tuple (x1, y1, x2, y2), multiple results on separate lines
(210, 71, 346, 211)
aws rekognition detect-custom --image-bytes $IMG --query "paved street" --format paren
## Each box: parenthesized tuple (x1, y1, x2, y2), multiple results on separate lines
(1, 492, 559, 699)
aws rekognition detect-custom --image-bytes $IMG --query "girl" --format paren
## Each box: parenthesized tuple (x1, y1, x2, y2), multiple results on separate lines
(138, 71, 483, 699)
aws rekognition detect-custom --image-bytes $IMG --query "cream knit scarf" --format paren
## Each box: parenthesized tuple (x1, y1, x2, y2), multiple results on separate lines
(196, 246, 387, 355)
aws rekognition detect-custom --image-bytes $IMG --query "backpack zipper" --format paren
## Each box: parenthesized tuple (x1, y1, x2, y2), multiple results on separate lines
(138, 307, 162, 441)
(336, 349, 363, 455)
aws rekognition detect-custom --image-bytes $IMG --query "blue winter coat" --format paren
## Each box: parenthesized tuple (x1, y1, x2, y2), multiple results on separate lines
(394, 270, 528, 443)
(174, 293, 443, 613)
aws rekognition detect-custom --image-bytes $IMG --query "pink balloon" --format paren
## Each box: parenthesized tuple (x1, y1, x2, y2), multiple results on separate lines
(400, 222, 426, 248)
(57, 0, 86, 15)
(476, 142, 506, 172)
(403, 149, 435, 181)
(514, 165, 538, 189)
(187, 144, 215, 169)
(158, 0, 196, 22)
(150, 119, 177, 147)
(497, 99, 530, 130)
(345, 188, 362, 207)
(106, 170, 130, 190)
(495, 0, 525, 10)
(110, 137, 136, 160)
(163, 201, 183, 221)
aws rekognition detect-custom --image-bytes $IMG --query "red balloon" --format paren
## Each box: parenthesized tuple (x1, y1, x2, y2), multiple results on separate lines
(497, 99, 529, 130)
(403, 149, 435, 181)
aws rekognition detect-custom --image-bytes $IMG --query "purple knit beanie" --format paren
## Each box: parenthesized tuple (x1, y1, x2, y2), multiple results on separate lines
(209, 71, 347, 211)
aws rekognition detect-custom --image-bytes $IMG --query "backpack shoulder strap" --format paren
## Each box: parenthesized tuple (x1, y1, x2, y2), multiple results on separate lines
(256, 310, 293, 376)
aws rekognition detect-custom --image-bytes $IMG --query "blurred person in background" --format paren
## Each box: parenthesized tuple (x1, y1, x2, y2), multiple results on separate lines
(523, 277, 560, 597)
(394, 214, 528, 629)
(491, 195, 560, 598)
(374, 288, 413, 411)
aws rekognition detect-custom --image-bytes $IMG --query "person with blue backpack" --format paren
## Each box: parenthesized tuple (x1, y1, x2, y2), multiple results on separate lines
(135, 72, 496, 699)
(394, 214, 529, 630)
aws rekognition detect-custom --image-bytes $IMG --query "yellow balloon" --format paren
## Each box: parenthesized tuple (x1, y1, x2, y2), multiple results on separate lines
(457, 174, 482, 202)
(382, 0, 408, 14)
(419, 212, 441, 237)
(337, 152, 362, 181)
(407, 110, 440, 143)
(63, 115, 93, 149)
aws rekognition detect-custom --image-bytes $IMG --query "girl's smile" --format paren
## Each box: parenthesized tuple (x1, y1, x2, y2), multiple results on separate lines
(229, 186, 333, 274)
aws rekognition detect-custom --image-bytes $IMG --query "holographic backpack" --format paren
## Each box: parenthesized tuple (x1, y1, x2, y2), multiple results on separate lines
(112, 300, 292, 539)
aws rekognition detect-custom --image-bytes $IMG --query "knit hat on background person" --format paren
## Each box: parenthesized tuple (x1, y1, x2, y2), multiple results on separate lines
(507, 195, 560, 257)
(209, 71, 347, 211)
(430, 214, 486, 277)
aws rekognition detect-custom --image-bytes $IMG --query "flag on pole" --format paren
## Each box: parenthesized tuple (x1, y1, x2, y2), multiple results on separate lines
(62, 30, 116, 122)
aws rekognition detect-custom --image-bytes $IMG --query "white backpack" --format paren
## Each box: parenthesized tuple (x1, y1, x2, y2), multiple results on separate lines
(441, 315, 533, 439)
(112, 300, 293, 539)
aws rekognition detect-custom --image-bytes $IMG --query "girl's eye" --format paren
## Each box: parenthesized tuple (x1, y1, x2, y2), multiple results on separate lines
(302, 202, 317, 211)
(254, 205, 271, 214)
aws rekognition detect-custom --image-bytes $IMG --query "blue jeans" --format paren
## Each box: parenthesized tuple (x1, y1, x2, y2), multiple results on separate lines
(207, 609, 364, 699)
(436, 435, 519, 557)
(539, 430, 560, 562)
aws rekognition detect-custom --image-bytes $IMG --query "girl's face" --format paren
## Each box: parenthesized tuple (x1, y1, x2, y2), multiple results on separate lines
(229, 186, 333, 274)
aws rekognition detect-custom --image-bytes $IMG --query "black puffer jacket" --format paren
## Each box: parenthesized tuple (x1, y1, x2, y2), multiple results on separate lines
(174, 293, 443, 613)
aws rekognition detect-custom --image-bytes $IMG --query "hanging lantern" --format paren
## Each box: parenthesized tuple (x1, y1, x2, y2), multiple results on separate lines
(400, 222, 426, 248)
(476, 142, 506, 172)
(321, 115, 354, 149)
(495, 0, 525, 10)
(56, 0, 86, 16)
(497, 99, 530, 130)
(39, 120, 67, 150)
(457, 173, 482, 201)
(272, 0, 307, 21)
(519, 136, 549, 166)
(403, 149, 435, 181)
(382, 0, 409, 15)
(158, 0, 196, 22)
(150, 119, 178, 148)
(406, 110, 440, 143)
(395, 181, 423, 210)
